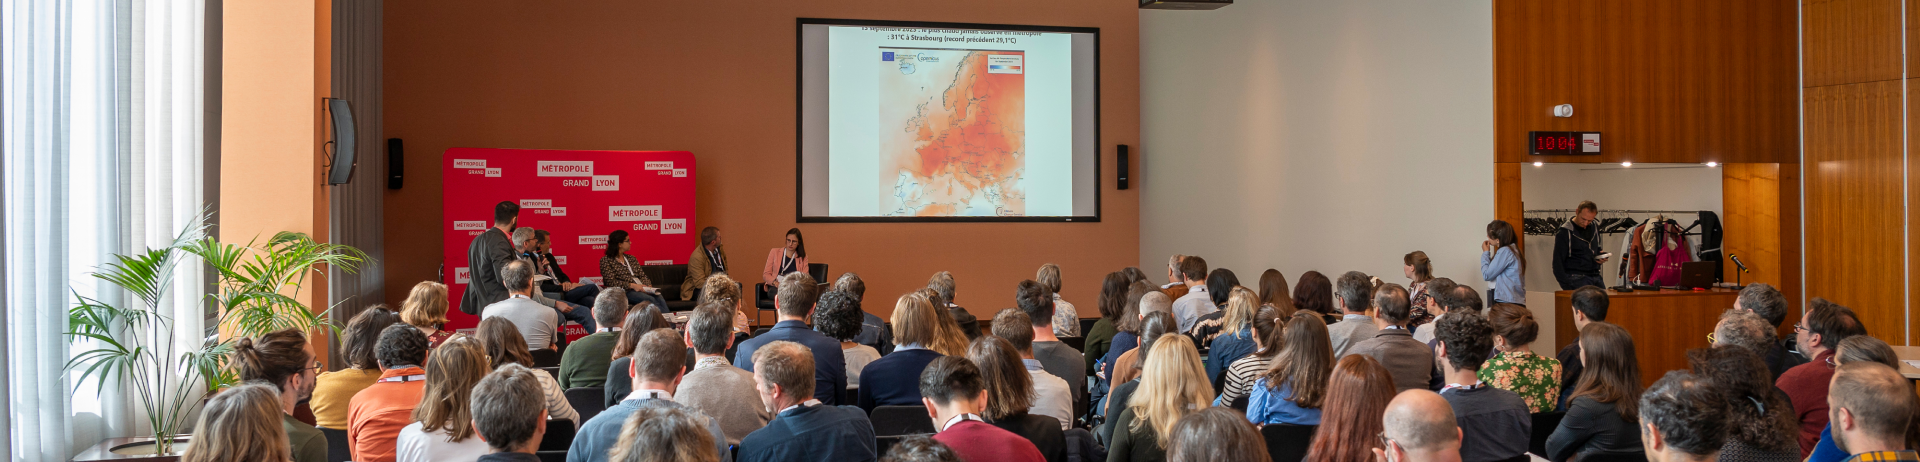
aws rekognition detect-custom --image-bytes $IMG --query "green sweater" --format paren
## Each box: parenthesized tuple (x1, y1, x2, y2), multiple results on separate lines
(283, 413, 326, 462)
(559, 331, 620, 389)
(1083, 318, 1117, 373)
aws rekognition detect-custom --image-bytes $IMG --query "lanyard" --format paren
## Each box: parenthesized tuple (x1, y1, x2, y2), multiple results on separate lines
(943, 413, 983, 431)
(378, 374, 426, 383)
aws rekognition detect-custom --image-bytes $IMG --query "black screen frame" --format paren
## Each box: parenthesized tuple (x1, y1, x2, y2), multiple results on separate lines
(794, 17, 1102, 223)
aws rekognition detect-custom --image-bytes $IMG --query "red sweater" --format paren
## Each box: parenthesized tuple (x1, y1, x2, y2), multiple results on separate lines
(1776, 350, 1836, 457)
(933, 420, 1046, 462)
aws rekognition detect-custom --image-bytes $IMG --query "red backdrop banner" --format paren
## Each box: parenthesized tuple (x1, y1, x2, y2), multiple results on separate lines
(441, 148, 696, 338)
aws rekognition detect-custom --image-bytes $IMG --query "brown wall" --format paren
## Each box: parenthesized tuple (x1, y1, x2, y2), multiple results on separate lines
(381, 1, 1140, 319)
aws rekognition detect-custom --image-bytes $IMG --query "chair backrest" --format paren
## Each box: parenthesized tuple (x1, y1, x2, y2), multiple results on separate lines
(1530, 411, 1565, 457)
(869, 405, 937, 436)
(530, 349, 563, 368)
(565, 386, 608, 425)
(318, 427, 350, 462)
(536, 450, 568, 462)
(807, 263, 829, 285)
(1259, 424, 1318, 462)
(537, 366, 562, 382)
(1577, 452, 1649, 462)
(640, 264, 690, 301)
(538, 419, 577, 452)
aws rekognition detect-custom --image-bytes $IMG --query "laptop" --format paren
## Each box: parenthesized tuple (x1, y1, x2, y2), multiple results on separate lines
(1674, 261, 1717, 290)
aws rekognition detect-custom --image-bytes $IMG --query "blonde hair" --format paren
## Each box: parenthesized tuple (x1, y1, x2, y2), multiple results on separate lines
(892, 292, 970, 357)
(411, 335, 487, 441)
(180, 384, 289, 462)
(1128, 334, 1213, 447)
(1221, 286, 1259, 338)
(400, 281, 451, 328)
(1037, 263, 1064, 294)
(607, 406, 720, 462)
(699, 273, 741, 309)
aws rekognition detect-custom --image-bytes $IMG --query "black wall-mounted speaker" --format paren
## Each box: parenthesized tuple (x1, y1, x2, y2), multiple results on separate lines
(387, 138, 404, 190)
(1117, 144, 1130, 190)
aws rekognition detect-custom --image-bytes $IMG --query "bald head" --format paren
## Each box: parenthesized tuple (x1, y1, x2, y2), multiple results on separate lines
(1384, 390, 1461, 458)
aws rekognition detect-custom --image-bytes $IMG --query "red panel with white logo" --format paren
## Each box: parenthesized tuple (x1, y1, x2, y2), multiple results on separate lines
(442, 148, 696, 339)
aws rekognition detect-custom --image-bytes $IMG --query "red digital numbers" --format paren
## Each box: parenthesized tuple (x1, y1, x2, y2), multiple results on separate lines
(1536, 136, 1574, 150)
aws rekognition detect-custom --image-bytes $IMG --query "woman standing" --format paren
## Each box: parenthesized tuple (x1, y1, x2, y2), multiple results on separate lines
(399, 282, 454, 348)
(396, 336, 492, 462)
(600, 230, 667, 307)
(761, 228, 810, 294)
(1246, 312, 1331, 426)
(1480, 303, 1562, 413)
(1545, 322, 1643, 461)
(1303, 355, 1399, 462)
(1480, 220, 1526, 306)
(1403, 251, 1436, 328)
(1214, 305, 1285, 410)
(1109, 335, 1213, 462)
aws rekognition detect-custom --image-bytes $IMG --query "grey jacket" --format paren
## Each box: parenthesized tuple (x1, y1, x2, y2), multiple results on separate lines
(460, 228, 517, 315)
(1345, 327, 1435, 392)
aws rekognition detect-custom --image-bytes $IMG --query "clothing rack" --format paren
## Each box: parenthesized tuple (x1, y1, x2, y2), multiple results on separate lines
(1520, 209, 1709, 236)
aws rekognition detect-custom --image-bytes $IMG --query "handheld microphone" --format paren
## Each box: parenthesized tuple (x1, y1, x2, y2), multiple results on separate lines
(1730, 254, 1749, 273)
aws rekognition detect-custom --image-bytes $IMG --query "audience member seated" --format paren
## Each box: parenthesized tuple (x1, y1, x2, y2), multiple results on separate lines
(179, 383, 288, 462)
(1109, 293, 1173, 389)
(232, 328, 326, 462)
(1165, 407, 1268, 462)
(513, 227, 593, 333)
(1480, 303, 1561, 413)
(1684, 345, 1799, 462)
(860, 291, 965, 411)
(312, 306, 400, 429)
(988, 310, 1074, 431)
(1402, 252, 1439, 332)
(694, 274, 755, 361)
(1712, 309, 1780, 365)
(1102, 312, 1177, 445)
(1433, 309, 1530, 462)
(1806, 335, 1907, 462)
(1084, 272, 1133, 379)
(1215, 305, 1284, 409)
(678, 301, 773, 446)
(571, 328, 729, 462)
(1410, 278, 1457, 344)
(558, 288, 629, 389)
(1097, 281, 1153, 383)
(603, 303, 670, 407)
(1158, 255, 1191, 300)
(1169, 256, 1216, 333)
(1304, 355, 1399, 462)
(1546, 322, 1644, 462)
(1197, 286, 1260, 388)
(1294, 270, 1340, 325)
(1735, 283, 1805, 379)
(816, 290, 880, 390)
(1110, 334, 1212, 462)
(928, 272, 980, 340)
(1182, 268, 1239, 352)
(683, 226, 729, 302)
(401, 282, 456, 348)
(881, 435, 964, 462)
(734, 272, 847, 404)
(1638, 371, 1729, 462)
(608, 406, 724, 462)
(396, 336, 491, 462)
(970, 335, 1067, 461)
(1827, 362, 1920, 461)
(1779, 298, 1866, 456)
(919, 355, 1049, 462)
(1376, 390, 1465, 462)
(1037, 263, 1081, 338)
(1557, 286, 1607, 411)
(836, 272, 895, 356)
(1257, 269, 1299, 319)
(760, 228, 810, 299)
(1327, 271, 1379, 356)
(468, 364, 550, 462)
(1248, 312, 1331, 426)
(1348, 283, 1435, 392)
(348, 324, 431, 462)
(1017, 279, 1088, 415)
(475, 317, 580, 427)
(479, 260, 559, 351)
(737, 341, 877, 462)
(531, 229, 600, 309)
(600, 230, 668, 307)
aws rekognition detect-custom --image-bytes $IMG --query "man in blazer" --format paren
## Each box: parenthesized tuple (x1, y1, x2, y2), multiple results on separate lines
(1346, 283, 1437, 392)
(684, 226, 728, 301)
(460, 201, 519, 315)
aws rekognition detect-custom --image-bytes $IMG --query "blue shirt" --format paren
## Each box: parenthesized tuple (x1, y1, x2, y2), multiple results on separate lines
(569, 393, 731, 462)
(1207, 327, 1257, 388)
(1101, 331, 1139, 381)
(1809, 424, 1846, 462)
(1481, 246, 1526, 305)
(737, 403, 877, 462)
(734, 320, 848, 405)
(1246, 378, 1322, 425)
(856, 348, 944, 412)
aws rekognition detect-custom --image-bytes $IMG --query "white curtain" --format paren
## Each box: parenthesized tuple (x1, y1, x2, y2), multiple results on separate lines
(2, 0, 208, 459)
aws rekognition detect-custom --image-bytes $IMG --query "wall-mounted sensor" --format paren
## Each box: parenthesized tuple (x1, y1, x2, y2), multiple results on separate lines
(1552, 104, 1574, 118)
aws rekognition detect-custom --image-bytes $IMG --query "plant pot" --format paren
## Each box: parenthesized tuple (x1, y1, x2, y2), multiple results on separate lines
(70, 436, 189, 462)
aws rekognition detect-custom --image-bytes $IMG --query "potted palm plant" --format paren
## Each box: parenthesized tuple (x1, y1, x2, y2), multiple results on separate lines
(66, 220, 367, 460)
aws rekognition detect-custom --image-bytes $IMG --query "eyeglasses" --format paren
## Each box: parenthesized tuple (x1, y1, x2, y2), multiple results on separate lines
(1794, 323, 1809, 333)
(1706, 332, 1715, 344)
(1377, 432, 1400, 461)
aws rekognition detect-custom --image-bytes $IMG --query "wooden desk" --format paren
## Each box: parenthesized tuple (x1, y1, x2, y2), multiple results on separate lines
(1885, 346, 1920, 379)
(1553, 288, 1739, 387)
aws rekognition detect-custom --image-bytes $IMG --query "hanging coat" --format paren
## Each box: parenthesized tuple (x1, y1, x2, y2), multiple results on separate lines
(1648, 222, 1695, 286)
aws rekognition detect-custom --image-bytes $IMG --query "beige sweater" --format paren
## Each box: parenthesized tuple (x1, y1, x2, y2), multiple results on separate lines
(674, 356, 773, 445)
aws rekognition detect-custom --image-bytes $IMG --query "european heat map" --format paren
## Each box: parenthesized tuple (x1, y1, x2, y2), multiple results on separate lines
(876, 48, 1027, 217)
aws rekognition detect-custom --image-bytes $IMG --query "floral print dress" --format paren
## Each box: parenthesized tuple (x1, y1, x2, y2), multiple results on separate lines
(1479, 349, 1562, 413)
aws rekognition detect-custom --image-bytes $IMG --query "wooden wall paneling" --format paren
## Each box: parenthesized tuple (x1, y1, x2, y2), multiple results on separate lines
(1779, 163, 1804, 335)
(1495, 163, 1523, 250)
(1910, 0, 1920, 78)
(1802, 0, 1904, 88)
(1493, 0, 1798, 164)
(1723, 164, 1784, 289)
(1805, 81, 1906, 344)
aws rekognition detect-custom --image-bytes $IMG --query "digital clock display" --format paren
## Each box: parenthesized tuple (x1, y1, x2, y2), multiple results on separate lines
(1530, 131, 1601, 156)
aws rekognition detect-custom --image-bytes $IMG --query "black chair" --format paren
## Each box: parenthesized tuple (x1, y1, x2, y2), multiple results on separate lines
(1530, 411, 1565, 456)
(536, 450, 568, 462)
(318, 427, 350, 462)
(1062, 336, 1086, 351)
(1259, 424, 1317, 462)
(538, 366, 561, 382)
(869, 405, 937, 436)
(1494, 456, 1530, 462)
(539, 419, 577, 452)
(531, 349, 563, 368)
(638, 264, 697, 311)
(1577, 453, 1648, 462)
(754, 263, 829, 315)
(565, 387, 608, 425)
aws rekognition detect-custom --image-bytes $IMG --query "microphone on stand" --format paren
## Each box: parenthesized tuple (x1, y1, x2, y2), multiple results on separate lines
(1730, 254, 1749, 273)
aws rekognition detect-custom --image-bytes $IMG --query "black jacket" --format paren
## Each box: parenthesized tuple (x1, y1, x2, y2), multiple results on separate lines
(1552, 221, 1605, 282)
(459, 228, 516, 315)
(530, 252, 571, 294)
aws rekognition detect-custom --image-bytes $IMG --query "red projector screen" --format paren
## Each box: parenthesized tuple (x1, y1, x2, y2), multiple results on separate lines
(441, 148, 697, 339)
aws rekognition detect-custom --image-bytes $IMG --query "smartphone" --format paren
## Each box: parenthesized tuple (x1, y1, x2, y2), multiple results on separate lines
(1598, 252, 1613, 260)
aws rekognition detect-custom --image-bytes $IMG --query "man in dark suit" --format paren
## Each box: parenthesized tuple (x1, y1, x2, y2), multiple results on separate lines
(460, 201, 519, 315)
(733, 272, 847, 405)
(736, 340, 876, 462)
(531, 229, 599, 308)
(683, 226, 729, 302)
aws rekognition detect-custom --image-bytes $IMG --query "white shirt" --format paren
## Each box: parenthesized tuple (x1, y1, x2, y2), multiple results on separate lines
(1172, 285, 1217, 333)
(395, 421, 491, 462)
(627, 388, 674, 401)
(844, 344, 881, 389)
(1025, 359, 1074, 430)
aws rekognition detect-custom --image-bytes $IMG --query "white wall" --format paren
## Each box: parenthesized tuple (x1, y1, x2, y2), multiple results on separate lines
(1138, 1, 1496, 295)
